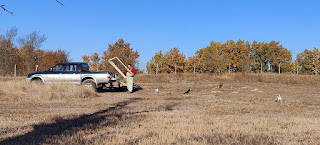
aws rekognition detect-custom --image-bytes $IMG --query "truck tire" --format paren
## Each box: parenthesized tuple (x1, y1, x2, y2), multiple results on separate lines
(82, 79, 96, 91)
(97, 86, 103, 92)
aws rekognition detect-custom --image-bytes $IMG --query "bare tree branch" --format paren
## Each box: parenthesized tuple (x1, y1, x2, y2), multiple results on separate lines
(0, 5, 14, 15)
(18, 31, 47, 49)
(56, 0, 64, 6)
(1, 0, 63, 15)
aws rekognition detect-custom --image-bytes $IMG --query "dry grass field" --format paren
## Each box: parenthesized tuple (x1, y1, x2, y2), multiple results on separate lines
(0, 73, 320, 144)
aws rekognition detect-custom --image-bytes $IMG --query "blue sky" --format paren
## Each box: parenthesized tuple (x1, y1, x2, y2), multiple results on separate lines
(1, 0, 319, 69)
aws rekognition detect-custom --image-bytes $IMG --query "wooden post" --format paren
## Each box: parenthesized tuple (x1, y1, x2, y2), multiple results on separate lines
(156, 63, 158, 75)
(279, 63, 281, 74)
(174, 63, 177, 75)
(14, 64, 16, 77)
(193, 63, 195, 75)
(35, 65, 38, 72)
(297, 62, 298, 75)
(261, 63, 263, 73)
(314, 61, 317, 75)
(229, 63, 231, 74)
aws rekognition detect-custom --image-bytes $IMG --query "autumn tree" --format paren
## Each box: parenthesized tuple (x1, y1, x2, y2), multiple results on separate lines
(313, 48, 320, 74)
(164, 47, 185, 73)
(196, 41, 225, 73)
(0, 27, 18, 75)
(0, 28, 63, 76)
(249, 41, 293, 73)
(146, 50, 167, 74)
(0, 39, 17, 75)
(147, 48, 185, 74)
(220, 40, 235, 72)
(250, 41, 267, 72)
(102, 38, 139, 73)
(297, 48, 320, 75)
(82, 52, 103, 71)
(39, 49, 69, 71)
(18, 31, 47, 74)
(233, 40, 251, 72)
(266, 41, 292, 73)
(185, 55, 202, 73)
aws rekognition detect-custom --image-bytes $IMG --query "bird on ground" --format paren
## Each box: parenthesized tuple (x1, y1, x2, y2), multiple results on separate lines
(184, 88, 191, 94)
(155, 88, 159, 93)
(275, 94, 282, 103)
(218, 83, 224, 88)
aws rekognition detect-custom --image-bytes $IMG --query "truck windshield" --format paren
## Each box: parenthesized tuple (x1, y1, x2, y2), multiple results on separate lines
(82, 63, 89, 72)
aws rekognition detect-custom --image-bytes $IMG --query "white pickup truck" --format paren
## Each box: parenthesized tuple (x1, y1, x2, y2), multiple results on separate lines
(25, 62, 117, 92)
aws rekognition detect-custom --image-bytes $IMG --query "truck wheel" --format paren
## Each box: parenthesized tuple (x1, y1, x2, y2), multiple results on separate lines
(97, 86, 103, 92)
(82, 79, 96, 91)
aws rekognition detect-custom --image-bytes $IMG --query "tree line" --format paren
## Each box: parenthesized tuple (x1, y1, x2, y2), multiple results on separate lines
(0, 27, 140, 76)
(1, 26, 319, 76)
(0, 27, 69, 76)
(147, 40, 319, 75)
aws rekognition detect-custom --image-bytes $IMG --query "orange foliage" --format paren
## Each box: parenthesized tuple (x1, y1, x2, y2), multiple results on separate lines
(38, 50, 69, 71)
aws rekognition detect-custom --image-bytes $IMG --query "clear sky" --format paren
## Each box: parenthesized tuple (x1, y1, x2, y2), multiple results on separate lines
(1, 0, 319, 69)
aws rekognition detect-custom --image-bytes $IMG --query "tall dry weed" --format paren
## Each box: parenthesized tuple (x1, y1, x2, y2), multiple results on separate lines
(0, 78, 99, 101)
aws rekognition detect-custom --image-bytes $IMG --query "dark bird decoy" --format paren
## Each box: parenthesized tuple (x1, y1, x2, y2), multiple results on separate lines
(184, 88, 191, 94)
(218, 83, 224, 88)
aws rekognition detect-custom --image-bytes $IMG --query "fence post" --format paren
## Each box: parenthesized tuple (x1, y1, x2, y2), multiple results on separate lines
(279, 63, 281, 74)
(194, 63, 196, 75)
(156, 63, 158, 75)
(174, 63, 176, 75)
(297, 62, 298, 75)
(14, 64, 16, 77)
(261, 63, 263, 73)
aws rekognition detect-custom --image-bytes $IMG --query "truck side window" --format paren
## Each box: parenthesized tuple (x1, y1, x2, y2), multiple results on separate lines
(53, 65, 64, 72)
(76, 64, 82, 72)
(66, 64, 77, 72)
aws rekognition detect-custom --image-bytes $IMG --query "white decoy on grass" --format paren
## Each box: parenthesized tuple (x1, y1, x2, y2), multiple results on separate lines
(275, 94, 282, 103)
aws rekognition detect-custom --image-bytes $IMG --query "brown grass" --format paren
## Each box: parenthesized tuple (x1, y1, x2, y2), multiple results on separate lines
(0, 73, 320, 144)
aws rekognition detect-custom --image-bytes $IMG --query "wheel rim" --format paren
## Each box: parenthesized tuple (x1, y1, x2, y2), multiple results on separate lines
(84, 83, 93, 88)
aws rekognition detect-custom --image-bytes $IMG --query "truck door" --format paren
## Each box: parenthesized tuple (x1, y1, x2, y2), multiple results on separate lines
(43, 64, 64, 84)
(62, 64, 81, 84)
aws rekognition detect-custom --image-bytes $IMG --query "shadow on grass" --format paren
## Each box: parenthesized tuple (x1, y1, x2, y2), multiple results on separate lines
(99, 87, 128, 93)
(99, 83, 143, 93)
(0, 98, 144, 145)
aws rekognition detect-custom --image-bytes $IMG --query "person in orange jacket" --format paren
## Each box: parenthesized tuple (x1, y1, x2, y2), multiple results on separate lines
(123, 64, 136, 93)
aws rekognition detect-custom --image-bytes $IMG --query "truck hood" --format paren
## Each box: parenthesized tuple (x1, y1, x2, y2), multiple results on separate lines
(27, 71, 46, 78)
